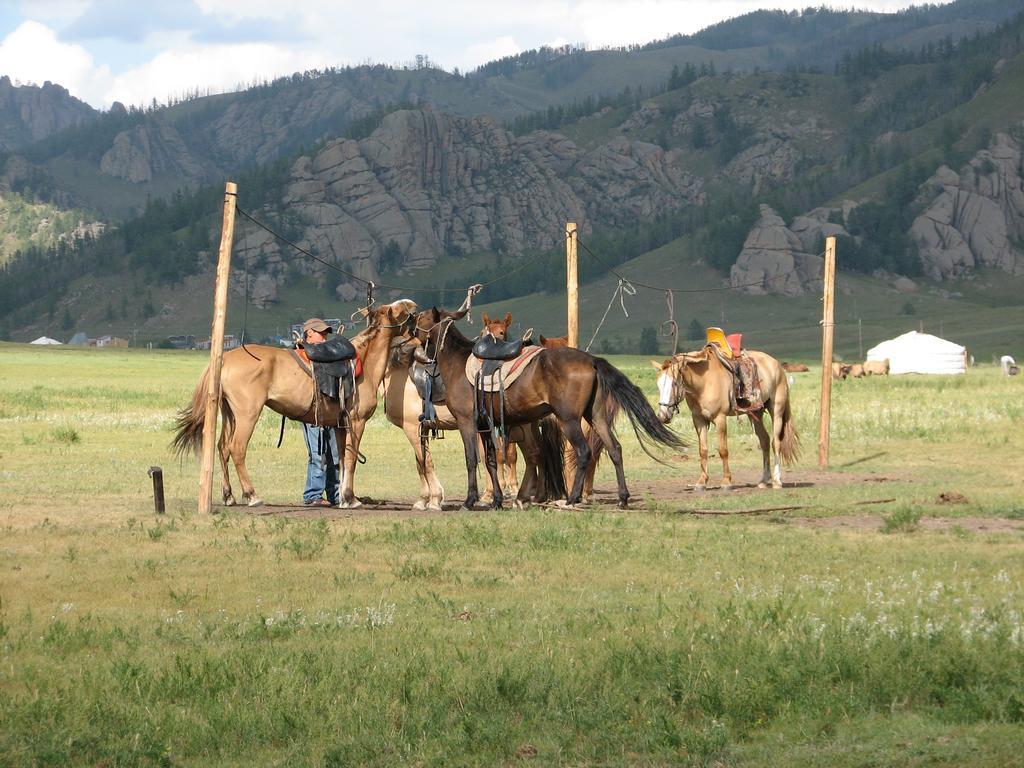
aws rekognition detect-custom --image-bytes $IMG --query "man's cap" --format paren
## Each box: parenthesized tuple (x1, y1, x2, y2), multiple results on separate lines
(302, 317, 332, 334)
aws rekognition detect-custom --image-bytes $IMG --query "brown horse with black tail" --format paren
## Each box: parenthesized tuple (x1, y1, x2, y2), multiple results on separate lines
(411, 306, 685, 509)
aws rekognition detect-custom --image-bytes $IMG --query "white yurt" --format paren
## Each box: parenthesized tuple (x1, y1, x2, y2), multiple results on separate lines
(866, 330, 967, 375)
(29, 336, 63, 345)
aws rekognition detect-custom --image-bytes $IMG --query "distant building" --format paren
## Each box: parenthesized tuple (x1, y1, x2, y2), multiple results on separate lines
(68, 332, 89, 345)
(167, 334, 196, 349)
(196, 335, 241, 351)
(95, 335, 128, 348)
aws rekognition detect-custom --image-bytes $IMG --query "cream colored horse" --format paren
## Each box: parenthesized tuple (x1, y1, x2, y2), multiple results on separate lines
(381, 355, 556, 510)
(173, 299, 416, 508)
(652, 347, 799, 489)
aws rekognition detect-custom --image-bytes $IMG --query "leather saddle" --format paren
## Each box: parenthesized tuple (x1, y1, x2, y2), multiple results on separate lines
(303, 335, 357, 403)
(472, 335, 528, 376)
(708, 343, 763, 413)
(410, 360, 446, 428)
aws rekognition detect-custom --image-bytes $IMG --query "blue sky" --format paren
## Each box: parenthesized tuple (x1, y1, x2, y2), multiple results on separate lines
(0, 1, 946, 109)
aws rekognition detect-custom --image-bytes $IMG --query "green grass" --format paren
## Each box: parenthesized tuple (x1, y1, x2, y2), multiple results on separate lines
(1, 344, 1024, 765)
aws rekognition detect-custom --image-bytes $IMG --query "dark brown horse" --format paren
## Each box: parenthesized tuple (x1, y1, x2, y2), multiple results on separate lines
(411, 307, 684, 508)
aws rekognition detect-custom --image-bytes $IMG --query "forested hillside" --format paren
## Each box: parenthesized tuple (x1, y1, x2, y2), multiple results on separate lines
(2, 0, 1024, 342)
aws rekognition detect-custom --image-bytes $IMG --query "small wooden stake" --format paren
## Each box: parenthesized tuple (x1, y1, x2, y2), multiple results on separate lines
(818, 235, 837, 468)
(566, 222, 578, 348)
(198, 181, 238, 514)
(148, 466, 165, 514)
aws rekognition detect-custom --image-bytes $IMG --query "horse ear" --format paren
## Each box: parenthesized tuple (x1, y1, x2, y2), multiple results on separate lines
(503, 312, 512, 327)
(481, 312, 490, 325)
(650, 359, 663, 371)
(540, 335, 548, 344)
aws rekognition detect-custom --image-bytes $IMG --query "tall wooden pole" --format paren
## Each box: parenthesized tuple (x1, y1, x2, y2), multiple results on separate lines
(818, 235, 837, 469)
(566, 222, 578, 348)
(198, 181, 238, 514)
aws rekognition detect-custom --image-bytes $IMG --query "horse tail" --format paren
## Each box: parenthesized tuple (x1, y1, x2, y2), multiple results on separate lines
(538, 415, 567, 501)
(172, 365, 234, 457)
(592, 357, 685, 458)
(779, 396, 800, 466)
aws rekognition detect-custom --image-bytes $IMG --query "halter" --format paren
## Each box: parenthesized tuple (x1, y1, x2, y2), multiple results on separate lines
(658, 357, 691, 417)
(411, 316, 454, 365)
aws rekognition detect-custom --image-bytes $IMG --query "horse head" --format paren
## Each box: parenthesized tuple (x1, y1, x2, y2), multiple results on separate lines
(480, 312, 513, 341)
(650, 349, 709, 423)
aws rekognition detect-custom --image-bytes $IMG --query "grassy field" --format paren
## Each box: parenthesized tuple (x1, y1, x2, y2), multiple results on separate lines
(1, 342, 1023, 766)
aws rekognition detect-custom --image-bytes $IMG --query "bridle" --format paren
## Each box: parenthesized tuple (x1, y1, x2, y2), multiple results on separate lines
(407, 315, 454, 365)
(658, 357, 692, 418)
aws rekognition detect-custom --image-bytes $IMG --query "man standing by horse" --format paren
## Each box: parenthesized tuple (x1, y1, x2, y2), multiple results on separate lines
(297, 318, 343, 506)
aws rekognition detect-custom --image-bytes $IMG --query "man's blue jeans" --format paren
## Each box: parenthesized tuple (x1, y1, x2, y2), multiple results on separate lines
(302, 424, 340, 505)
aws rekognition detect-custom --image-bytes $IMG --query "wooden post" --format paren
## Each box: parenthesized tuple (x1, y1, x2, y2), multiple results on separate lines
(148, 466, 165, 514)
(566, 222, 578, 348)
(198, 181, 238, 514)
(818, 235, 837, 469)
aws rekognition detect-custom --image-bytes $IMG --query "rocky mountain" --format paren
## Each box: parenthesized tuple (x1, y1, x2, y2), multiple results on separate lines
(911, 129, 1024, 279)
(4, 0, 1024, 337)
(0, 76, 96, 151)
(236, 109, 704, 305)
(729, 205, 832, 295)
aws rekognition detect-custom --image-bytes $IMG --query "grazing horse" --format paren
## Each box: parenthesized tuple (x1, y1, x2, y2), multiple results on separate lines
(652, 347, 798, 490)
(173, 300, 416, 508)
(413, 306, 684, 508)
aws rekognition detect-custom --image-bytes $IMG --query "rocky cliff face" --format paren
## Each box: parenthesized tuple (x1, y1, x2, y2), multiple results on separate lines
(236, 109, 705, 298)
(911, 129, 1024, 279)
(0, 76, 96, 150)
(730, 204, 830, 295)
(100, 118, 209, 184)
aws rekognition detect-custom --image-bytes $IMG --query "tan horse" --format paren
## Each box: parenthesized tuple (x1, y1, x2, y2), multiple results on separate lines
(652, 347, 799, 490)
(173, 299, 416, 508)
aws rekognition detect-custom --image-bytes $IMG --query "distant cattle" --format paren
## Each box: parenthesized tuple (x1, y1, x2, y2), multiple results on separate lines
(831, 362, 851, 380)
(863, 359, 890, 376)
(782, 362, 810, 372)
(848, 363, 866, 378)
(1002, 355, 1017, 376)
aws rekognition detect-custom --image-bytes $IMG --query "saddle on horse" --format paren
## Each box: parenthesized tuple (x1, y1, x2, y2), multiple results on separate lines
(705, 327, 763, 414)
(293, 335, 359, 423)
(410, 359, 447, 432)
(465, 335, 544, 439)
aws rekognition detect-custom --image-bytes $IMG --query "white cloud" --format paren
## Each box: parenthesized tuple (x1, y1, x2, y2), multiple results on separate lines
(0, 20, 109, 102)
(461, 35, 522, 71)
(102, 42, 334, 108)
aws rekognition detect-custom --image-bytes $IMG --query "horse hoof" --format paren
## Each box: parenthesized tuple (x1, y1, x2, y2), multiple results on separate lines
(512, 499, 525, 510)
(223, 497, 236, 507)
(618, 500, 628, 510)
(246, 498, 263, 507)
(412, 499, 428, 511)
(757, 482, 768, 489)
(427, 502, 443, 512)
(339, 498, 363, 510)
(772, 483, 784, 490)
(693, 484, 706, 492)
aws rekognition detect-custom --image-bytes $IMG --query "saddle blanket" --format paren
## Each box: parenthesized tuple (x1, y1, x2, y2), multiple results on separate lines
(465, 345, 544, 392)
